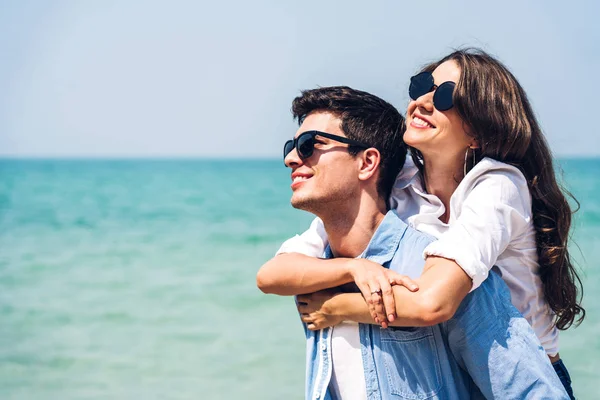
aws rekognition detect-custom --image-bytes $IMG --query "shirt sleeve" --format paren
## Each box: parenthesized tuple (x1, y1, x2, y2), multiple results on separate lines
(422, 170, 532, 291)
(275, 217, 329, 257)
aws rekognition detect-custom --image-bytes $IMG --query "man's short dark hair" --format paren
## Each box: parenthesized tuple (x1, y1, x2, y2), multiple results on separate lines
(292, 86, 406, 203)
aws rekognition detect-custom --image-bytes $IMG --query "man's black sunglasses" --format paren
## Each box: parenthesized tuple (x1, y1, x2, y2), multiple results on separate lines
(283, 130, 370, 165)
(409, 71, 456, 111)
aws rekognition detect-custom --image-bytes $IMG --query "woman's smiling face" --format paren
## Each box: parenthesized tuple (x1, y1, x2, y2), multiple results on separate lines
(404, 60, 475, 160)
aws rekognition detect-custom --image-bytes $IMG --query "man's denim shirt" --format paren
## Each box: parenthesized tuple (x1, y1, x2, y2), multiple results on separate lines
(302, 210, 568, 400)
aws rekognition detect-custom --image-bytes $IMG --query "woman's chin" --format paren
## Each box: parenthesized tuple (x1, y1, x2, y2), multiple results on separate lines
(403, 129, 430, 149)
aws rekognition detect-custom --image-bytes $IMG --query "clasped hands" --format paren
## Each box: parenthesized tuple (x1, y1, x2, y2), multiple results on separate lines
(297, 259, 419, 330)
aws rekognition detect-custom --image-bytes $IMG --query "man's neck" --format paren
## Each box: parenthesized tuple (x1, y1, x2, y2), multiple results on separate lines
(318, 197, 387, 259)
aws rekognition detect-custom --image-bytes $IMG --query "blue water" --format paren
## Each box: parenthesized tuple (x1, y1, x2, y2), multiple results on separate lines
(0, 159, 598, 399)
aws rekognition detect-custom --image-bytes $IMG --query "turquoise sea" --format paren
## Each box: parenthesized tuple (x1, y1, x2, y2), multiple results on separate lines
(1, 159, 598, 399)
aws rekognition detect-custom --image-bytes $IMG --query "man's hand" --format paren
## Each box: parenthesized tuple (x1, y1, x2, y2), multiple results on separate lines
(297, 290, 344, 331)
(348, 258, 419, 328)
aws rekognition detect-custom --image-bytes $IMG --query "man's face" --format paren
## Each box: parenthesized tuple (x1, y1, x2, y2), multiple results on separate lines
(284, 111, 362, 214)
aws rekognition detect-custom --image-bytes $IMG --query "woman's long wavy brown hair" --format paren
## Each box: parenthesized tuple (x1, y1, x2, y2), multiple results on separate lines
(411, 48, 585, 329)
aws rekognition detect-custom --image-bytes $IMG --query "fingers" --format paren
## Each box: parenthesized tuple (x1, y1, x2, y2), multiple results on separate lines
(378, 275, 396, 323)
(368, 284, 387, 327)
(351, 260, 395, 327)
(301, 314, 320, 331)
(355, 281, 374, 310)
(356, 279, 389, 327)
(367, 291, 387, 328)
(388, 272, 419, 291)
(296, 295, 309, 304)
(297, 303, 316, 314)
(300, 313, 312, 323)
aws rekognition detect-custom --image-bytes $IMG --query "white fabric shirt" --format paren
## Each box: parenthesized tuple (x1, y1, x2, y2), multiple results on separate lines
(277, 157, 559, 356)
(329, 322, 367, 400)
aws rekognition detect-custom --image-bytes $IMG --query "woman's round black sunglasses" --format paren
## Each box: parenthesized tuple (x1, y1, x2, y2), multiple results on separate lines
(283, 131, 370, 165)
(409, 71, 456, 111)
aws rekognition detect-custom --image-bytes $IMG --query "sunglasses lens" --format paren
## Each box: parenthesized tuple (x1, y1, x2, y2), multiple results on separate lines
(409, 72, 434, 100)
(297, 134, 315, 159)
(433, 81, 455, 111)
(283, 140, 294, 162)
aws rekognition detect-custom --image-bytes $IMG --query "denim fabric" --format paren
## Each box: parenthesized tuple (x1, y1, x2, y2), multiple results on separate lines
(553, 359, 575, 399)
(301, 210, 569, 400)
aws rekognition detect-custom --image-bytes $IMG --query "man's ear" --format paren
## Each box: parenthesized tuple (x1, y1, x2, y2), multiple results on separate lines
(357, 148, 381, 182)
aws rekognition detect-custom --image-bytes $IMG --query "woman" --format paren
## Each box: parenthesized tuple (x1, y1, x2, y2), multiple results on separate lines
(257, 48, 584, 398)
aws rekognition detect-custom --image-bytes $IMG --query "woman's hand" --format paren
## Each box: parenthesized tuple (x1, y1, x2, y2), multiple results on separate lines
(297, 290, 344, 331)
(348, 258, 419, 328)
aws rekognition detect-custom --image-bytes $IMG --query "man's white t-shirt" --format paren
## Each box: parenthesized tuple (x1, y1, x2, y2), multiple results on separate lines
(329, 322, 367, 400)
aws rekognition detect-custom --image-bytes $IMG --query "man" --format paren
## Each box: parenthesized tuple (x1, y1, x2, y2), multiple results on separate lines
(256, 86, 568, 399)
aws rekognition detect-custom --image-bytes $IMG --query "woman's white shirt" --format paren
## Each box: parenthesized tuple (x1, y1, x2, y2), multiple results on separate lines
(276, 157, 559, 356)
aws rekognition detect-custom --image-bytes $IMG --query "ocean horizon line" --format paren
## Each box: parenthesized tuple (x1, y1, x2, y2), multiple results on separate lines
(0, 156, 281, 162)
(1, 155, 599, 162)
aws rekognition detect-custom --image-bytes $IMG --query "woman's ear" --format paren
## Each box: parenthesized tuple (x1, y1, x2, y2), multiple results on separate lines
(358, 148, 381, 182)
(468, 136, 480, 149)
(461, 122, 479, 148)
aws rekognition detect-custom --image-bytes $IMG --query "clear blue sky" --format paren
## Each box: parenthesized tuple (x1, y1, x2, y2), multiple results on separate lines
(1, 0, 598, 158)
